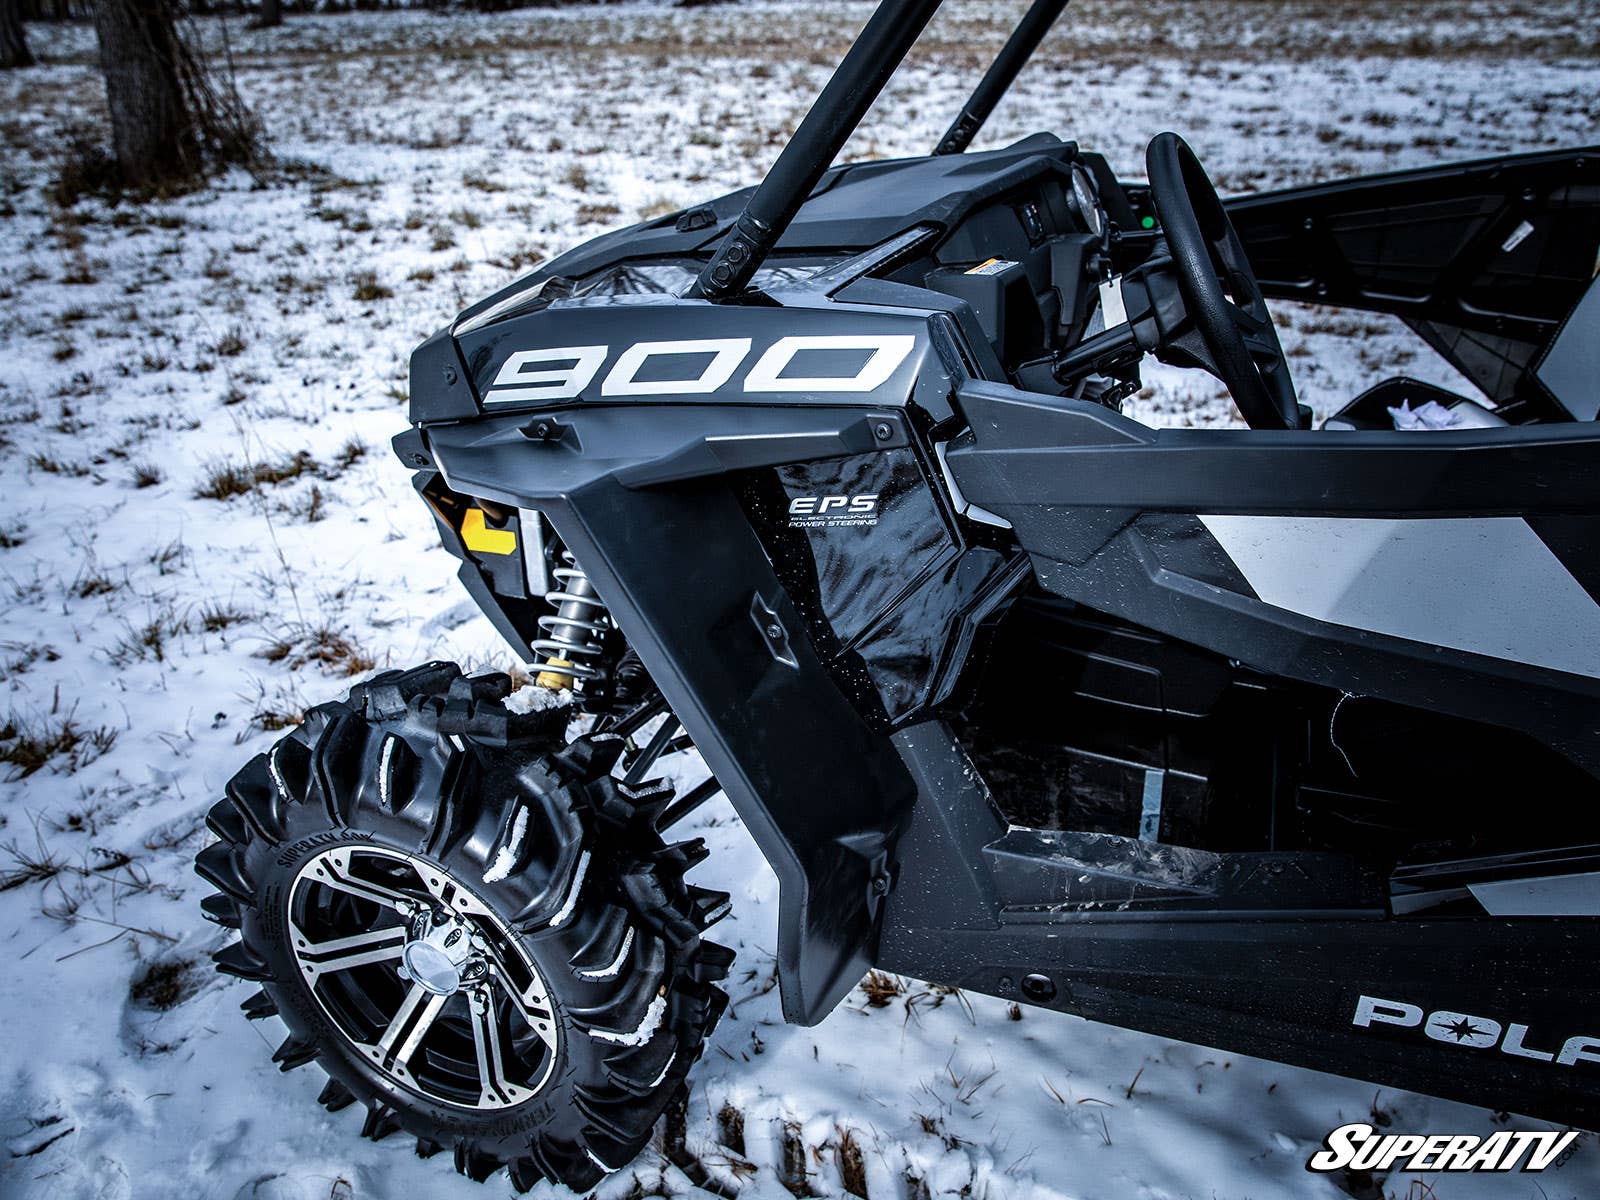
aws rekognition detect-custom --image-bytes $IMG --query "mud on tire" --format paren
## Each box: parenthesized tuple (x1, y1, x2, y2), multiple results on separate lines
(195, 662, 733, 1191)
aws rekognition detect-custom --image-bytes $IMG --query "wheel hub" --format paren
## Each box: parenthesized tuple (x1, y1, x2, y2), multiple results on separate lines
(399, 910, 477, 997)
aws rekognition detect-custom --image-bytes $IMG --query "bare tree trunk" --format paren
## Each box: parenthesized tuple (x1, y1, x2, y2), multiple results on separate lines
(91, 0, 200, 186)
(255, 0, 280, 30)
(1, 0, 35, 69)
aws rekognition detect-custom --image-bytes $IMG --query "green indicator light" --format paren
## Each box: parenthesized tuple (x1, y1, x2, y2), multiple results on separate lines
(1141, 215, 1156, 229)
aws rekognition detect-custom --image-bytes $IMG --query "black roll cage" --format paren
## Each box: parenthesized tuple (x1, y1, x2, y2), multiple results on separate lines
(691, 0, 1070, 301)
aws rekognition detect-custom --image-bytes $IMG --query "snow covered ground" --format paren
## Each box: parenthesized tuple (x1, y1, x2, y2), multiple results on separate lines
(1, 2, 1598, 1197)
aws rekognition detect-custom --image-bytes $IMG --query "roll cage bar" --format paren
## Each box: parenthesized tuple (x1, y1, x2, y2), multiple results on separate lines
(691, 0, 1072, 301)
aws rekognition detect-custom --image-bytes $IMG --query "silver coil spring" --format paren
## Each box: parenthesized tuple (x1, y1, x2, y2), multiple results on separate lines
(531, 552, 610, 688)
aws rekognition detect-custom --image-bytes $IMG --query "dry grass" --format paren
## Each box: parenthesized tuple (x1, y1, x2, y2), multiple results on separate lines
(194, 449, 319, 500)
(257, 624, 376, 677)
(0, 838, 68, 892)
(717, 1102, 746, 1155)
(129, 955, 204, 1012)
(193, 440, 365, 504)
(575, 201, 621, 224)
(130, 460, 164, 489)
(859, 969, 906, 1008)
(28, 452, 89, 477)
(2, 642, 60, 675)
(330, 436, 367, 472)
(351, 271, 393, 302)
(836, 1126, 868, 1198)
(71, 566, 120, 598)
(0, 710, 118, 781)
(287, 483, 326, 523)
(107, 609, 191, 667)
(778, 1121, 814, 1198)
(198, 601, 250, 632)
(213, 327, 247, 358)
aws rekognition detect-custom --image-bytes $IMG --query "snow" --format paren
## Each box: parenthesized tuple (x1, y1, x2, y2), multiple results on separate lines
(2, 2, 1598, 1197)
(588, 991, 666, 1048)
(546, 848, 590, 930)
(502, 685, 570, 714)
(482, 804, 528, 884)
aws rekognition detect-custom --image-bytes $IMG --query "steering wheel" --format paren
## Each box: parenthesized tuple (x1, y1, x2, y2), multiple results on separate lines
(1146, 132, 1301, 429)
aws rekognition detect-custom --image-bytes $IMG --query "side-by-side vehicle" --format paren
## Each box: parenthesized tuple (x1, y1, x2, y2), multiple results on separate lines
(196, 0, 1600, 1187)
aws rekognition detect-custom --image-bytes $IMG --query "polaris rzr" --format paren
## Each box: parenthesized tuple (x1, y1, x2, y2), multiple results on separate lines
(194, 0, 1600, 1187)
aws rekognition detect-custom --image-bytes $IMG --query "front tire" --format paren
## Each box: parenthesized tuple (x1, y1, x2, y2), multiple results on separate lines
(195, 662, 732, 1191)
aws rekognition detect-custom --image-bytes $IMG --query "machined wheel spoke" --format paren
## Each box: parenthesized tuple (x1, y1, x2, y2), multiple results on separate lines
(419, 868, 493, 919)
(311, 854, 416, 914)
(294, 924, 406, 984)
(484, 957, 559, 1051)
(468, 986, 520, 1106)
(379, 982, 448, 1070)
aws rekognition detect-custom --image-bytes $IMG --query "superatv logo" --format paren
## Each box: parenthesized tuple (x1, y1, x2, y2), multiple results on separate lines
(1308, 1123, 1580, 1174)
(788, 493, 880, 528)
(485, 334, 917, 404)
(1352, 994, 1600, 1068)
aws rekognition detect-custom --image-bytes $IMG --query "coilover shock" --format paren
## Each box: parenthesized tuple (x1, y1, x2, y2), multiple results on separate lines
(532, 550, 610, 690)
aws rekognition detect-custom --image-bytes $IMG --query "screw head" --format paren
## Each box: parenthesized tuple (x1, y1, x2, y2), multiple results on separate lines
(765, 623, 783, 640)
(411, 453, 428, 466)
(1021, 973, 1057, 1002)
(442, 365, 457, 385)
(873, 421, 893, 441)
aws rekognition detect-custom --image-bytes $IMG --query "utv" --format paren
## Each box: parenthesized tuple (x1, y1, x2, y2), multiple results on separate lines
(195, 0, 1600, 1188)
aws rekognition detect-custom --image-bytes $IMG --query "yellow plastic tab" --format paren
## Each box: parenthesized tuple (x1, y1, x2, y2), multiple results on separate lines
(535, 659, 575, 690)
(461, 507, 516, 556)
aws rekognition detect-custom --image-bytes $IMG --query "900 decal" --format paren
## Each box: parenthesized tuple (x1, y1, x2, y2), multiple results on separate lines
(485, 334, 917, 405)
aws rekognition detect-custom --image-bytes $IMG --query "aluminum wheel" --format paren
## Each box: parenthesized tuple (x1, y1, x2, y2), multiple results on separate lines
(288, 844, 560, 1110)
(199, 662, 733, 1190)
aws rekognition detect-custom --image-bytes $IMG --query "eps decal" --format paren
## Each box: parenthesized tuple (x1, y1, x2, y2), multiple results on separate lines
(787, 493, 881, 529)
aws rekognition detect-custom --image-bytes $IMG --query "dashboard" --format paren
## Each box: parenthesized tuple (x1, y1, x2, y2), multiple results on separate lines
(891, 150, 1140, 394)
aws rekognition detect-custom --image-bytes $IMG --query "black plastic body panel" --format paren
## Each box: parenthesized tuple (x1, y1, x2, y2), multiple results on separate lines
(945, 380, 1600, 777)
(736, 448, 1024, 729)
(438, 135, 1078, 357)
(880, 897, 1600, 1132)
(456, 301, 934, 417)
(422, 406, 926, 1024)
(1227, 145, 1600, 410)
(880, 714, 1600, 1130)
